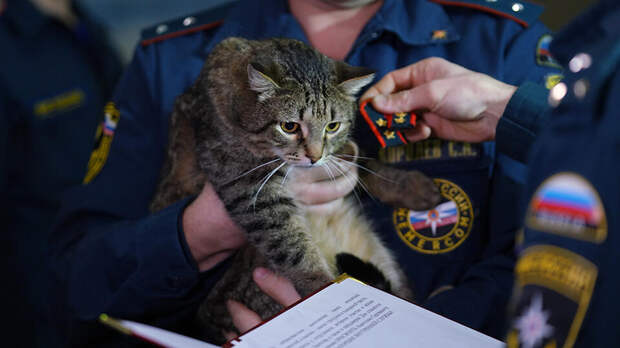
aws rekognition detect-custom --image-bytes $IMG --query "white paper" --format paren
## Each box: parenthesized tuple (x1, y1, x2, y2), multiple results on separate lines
(119, 319, 219, 348)
(229, 278, 505, 348)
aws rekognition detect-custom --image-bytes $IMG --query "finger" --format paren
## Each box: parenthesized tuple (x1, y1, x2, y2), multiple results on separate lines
(402, 122, 432, 143)
(293, 165, 358, 205)
(223, 330, 238, 341)
(299, 198, 345, 215)
(227, 300, 262, 333)
(253, 267, 301, 307)
(372, 83, 437, 114)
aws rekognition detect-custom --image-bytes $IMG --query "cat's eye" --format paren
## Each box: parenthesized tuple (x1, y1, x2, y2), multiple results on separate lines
(325, 122, 341, 133)
(280, 122, 300, 133)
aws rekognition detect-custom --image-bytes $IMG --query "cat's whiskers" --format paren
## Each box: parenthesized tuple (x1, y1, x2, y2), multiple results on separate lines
(252, 161, 287, 209)
(331, 156, 396, 184)
(321, 160, 338, 183)
(281, 165, 293, 185)
(229, 157, 282, 184)
(325, 158, 364, 208)
(334, 153, 374, 161)
(329, 157, 377, 201)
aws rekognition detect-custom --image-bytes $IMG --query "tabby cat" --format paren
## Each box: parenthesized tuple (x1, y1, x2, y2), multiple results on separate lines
(150, 37, 439, 343)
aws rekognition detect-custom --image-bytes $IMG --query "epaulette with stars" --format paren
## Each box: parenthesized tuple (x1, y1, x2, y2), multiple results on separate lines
(360, 100, 417, 148)
(429, 0, 543, 27)
(140, 1, 237, 46)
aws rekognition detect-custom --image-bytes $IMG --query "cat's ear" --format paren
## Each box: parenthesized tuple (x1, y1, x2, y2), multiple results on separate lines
(247, 63, 280, 101)
(336, 62, 375, 96)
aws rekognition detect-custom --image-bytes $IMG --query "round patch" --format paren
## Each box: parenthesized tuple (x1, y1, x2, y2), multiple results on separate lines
(526, 172, 607, 243)
(393, 178, 474, 254)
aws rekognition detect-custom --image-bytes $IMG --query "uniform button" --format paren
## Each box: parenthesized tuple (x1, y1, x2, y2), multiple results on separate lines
(183, 16, 196, 26)
(548, 82, 567, 107)
(512, 2, 524, 12)
(569, 53, 593, 73)
(573, 79, 589, 99)
(155, 24, 168, 34)
(485, 0, 498, 2)
(370, 32, 379, 40)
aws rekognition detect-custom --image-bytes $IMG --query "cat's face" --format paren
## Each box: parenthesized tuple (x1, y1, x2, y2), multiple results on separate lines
(246, 58, 374, 168)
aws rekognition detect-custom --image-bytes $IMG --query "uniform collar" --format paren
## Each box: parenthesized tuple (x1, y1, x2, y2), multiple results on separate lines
(2, 0, 50, 37)
(370, 0, 459, 45)
(205, 0, 459, 55)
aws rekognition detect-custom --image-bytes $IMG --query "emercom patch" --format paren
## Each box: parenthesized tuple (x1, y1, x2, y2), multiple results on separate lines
(393, 178, 474, 254)
(83, 102, 120, 184)
(507, 245, 597, 348)
(526, 172, 607, 243)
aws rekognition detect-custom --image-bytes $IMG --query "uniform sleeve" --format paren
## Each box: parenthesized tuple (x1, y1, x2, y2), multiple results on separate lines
(48, 44, 228, 345)
(496, 82, 551, 162)
(0, 88, 8, 225)
(507, 62, 620, 348)
(498, 20, 562, 162)
(422, 20, 561, 337)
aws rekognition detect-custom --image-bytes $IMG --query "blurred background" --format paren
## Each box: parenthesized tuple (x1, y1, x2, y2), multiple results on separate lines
(79, 0, 596, 65)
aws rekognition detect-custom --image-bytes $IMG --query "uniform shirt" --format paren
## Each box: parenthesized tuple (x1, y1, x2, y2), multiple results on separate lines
(505, 0, 620, 346)
(48, 0, 560, 344)
(0, 0, 122, 346)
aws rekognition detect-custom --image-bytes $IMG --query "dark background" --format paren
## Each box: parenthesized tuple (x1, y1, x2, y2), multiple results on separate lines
(78, 0, 597, 64)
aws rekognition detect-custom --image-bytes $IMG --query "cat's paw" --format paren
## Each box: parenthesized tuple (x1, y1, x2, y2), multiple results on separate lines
(293, 271, 333, 297)
(394, 170, 441, 211)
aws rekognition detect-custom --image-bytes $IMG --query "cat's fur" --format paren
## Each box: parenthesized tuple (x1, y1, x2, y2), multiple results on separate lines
(150, 37, 439, 343)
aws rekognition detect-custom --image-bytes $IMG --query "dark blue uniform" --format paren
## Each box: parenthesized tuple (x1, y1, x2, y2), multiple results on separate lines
(0, 0, 122, 346)
(48, 0, 560, 344)
(502, 0, 620, 346)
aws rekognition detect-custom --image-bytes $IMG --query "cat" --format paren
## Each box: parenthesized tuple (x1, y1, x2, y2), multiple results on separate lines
(150, 37, 440, 343)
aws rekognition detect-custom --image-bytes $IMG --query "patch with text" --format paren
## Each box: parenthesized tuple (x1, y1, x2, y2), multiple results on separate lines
(393, 178, 473, 254)
(507, 245, 597, 348)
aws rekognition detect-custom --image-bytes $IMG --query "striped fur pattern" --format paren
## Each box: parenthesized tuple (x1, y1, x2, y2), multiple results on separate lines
(150, 38, 417, 343)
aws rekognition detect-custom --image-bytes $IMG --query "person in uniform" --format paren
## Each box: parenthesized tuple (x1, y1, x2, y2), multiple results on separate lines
(362, 0, 619, 346)
(47, 0, 561, 345)
(0, 0, 122, 346)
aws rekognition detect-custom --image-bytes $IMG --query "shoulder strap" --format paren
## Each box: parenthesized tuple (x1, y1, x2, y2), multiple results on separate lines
(140, 1, 237, 46)
(429, 0, 543, 27)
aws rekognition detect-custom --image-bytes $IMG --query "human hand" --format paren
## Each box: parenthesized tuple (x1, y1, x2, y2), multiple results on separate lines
(286, 141, 359, 214)
(224, 267, 301, 340)
(182, 181, 246, 272)
(361, 57, 517, 143)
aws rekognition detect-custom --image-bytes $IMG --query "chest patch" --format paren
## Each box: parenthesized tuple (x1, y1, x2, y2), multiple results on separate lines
(33, 89, 85, 119)
(526, 173, 607, 243)
(393, 178, 474, 254)
(507, 245, 597, 348)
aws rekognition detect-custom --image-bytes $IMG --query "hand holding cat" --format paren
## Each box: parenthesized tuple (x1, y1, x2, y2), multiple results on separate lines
(361, 57, 517, 143)
(224, 267, 301, 340)
(285, 141, 359, 214)
(182, 181, 246, 272)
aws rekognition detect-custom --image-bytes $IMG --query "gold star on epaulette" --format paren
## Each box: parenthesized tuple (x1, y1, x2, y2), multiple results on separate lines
(394, 112, 406, 123)
(432, 30, 447, 40)
(376, 118, 387, 127)
(384, 130, 395, 139)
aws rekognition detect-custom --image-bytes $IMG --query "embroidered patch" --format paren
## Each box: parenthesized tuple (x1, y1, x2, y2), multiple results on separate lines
(393, 178, 474, 254)
(359, 100, 416, 148)
(83, 102, 120, 184)
(536, 34, 562, 69)
(431, 29, 448, 40)
(545, 74, 564, 90)
(526, 172, 607, 243)
(507, 245, 597, 348)
(33, 89, 85, 118)
(378, 139, 479, 163)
